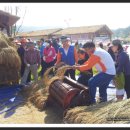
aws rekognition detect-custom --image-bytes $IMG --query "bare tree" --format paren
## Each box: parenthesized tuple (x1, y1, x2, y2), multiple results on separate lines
(10, 6, 13, 36)
(2, 6, 11, 36)
(13, 6, 18, 36)
(15, 7, 27, 36)
(2, 6, 27, 37)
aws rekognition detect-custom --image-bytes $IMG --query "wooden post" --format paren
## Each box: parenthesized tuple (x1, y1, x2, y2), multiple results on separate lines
(6, 25, 11, 37)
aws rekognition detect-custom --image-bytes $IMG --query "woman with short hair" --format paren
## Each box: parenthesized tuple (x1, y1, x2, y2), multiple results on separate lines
(112, 39, 130, 99)
(42, 40, 56, 76)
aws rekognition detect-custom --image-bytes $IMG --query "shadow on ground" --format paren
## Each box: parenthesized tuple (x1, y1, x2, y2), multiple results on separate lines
(44, 102, 64, 124)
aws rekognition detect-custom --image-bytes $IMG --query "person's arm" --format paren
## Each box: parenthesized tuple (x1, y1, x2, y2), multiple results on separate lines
(116, 52, 126, 74)
(43, 48, 46, 56)
(73, 54, 100, 72)
(52, 47, 56, 59)
(48, 48, 56, 58)
(74, 47, 78, 64)
(17, 48, 20, 55)
(37, 50, 41, 66)
(24, 51, 28, 65)
(55, 50, 61, 65)
(40, 45, 44, 57)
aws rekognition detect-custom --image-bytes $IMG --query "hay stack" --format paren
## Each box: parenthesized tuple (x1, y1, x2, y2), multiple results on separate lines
(0, 32, 16, 48)
(0, 32, 21, 85)
(64, 99, 130, 124)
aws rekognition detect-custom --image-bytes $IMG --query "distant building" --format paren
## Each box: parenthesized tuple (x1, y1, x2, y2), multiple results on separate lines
(16, 24, 113, 43)
(0, 10, 20, 36)
(53, 24, 113, 44)
(16, 28, 62, 41)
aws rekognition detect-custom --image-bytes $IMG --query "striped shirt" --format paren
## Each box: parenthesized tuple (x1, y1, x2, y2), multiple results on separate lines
(24, 48, 41, 65)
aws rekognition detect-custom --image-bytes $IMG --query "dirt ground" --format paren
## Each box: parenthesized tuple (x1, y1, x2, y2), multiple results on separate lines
(0, 85, 116, 124)
(0, 101, 64, 124)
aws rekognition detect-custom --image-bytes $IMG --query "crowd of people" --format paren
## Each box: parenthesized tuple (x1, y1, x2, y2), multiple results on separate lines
(14, 36, 130, 105)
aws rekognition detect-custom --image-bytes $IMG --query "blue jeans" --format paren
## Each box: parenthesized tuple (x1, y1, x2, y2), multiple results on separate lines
(88, 72, 115, 104)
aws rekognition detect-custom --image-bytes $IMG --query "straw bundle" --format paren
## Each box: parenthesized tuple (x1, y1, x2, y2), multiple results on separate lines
(0, 46, 21, 68)
(55, 65, 72, 78)
(22, 80, 49, 111)
(55, 62, 66, 68)
(43, 66, 56, 86)
(0, 32, 21, 85)
(29, 91, 48, 111)
(0, 32, 16, 48)
(64, 99, 130, 124)
(43, 63, 71, 87)
(23, 63, 71, 111)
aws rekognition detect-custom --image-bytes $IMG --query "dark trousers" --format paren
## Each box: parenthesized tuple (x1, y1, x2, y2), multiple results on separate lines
(77, 74, 92, 86)
(40, 58, 46, 77)
(42, 60, 55, 77)
(21, 63, 31, 83)
(124, 75, 130, 99)
(64, 69, 76, 81)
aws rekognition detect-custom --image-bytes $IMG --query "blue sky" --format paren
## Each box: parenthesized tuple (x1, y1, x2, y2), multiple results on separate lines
(0, 3, 130, 30)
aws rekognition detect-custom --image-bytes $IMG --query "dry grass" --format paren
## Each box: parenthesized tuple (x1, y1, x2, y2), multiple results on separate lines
(22, 63, 72, 111)
(64, 99, 130, 124)
(55, 65, 72, 79)
(0, 32, 21, 85)
(21, 80, 48, 111)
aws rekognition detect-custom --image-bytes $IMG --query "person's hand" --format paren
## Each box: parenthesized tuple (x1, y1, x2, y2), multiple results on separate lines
(43, 56, 46, 61)
(48, 51, 52, 56)
(75, 63, 80, 66)
(66, 66, 73, 70)
(54, 62, 66, 69)
(71, 65, 80, 70)
(54, 63, 58, 69)
(37, 64, 40, 69)
(27, 64, 30, 67)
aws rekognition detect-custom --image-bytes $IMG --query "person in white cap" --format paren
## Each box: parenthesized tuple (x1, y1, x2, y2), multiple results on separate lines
(55, 35, 78, 80)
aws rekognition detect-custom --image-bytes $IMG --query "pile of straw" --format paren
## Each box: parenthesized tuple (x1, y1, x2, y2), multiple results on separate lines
(55, 65, 72, 78)
(63, 99, 130, 124)
(43, 63, 71, 87)
(23, 63, 71, 111)
(21, 80, 48, 111)
(0, 32, 21, 85)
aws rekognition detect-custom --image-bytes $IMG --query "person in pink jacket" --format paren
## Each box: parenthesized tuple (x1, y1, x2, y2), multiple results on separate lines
(42, 40, 56, 76)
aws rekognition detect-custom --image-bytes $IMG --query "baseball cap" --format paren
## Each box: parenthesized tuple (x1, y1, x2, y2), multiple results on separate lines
(45, 40, 51, 44)
(112, 39, 121, 46)
(27, 42, 35, 47)
(60, 35, 70, 42)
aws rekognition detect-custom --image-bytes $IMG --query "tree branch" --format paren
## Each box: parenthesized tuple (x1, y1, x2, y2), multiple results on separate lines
(16, 7, 27, 36)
